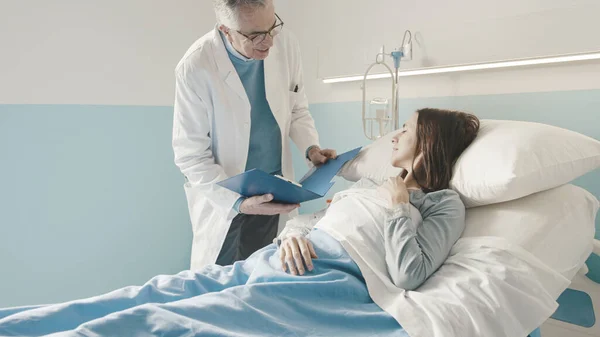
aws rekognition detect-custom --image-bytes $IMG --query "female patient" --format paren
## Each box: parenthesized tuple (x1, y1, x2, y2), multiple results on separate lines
(0, 108, 479, 337)
(279, 108, 480, 290)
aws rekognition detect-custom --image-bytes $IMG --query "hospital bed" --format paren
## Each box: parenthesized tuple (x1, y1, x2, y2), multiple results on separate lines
(0, 119, 598, 337)
(335, 118, 600, 337)
(538, 240, 600, 337)
(465, 192, 600, 337)
(2, 183, 596, 337)
(496, 239, 600, 337)
(316, 173, 600, 337)
(415, 182, 599, 337)
(453, 183, 599, 337)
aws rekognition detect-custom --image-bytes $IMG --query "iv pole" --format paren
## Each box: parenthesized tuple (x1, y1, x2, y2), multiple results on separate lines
(361, 30, 411, 139)
(361, 47, 404, 139)
(361, 47, 397, 140)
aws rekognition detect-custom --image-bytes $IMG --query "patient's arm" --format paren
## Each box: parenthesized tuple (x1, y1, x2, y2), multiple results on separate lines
(384, 189, 465, 290)
(277, 208, 328, 239)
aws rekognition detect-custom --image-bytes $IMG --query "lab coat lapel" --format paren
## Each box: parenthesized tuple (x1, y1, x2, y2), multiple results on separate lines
(264, 43, 285, 127)
(212, 28, 250, 107)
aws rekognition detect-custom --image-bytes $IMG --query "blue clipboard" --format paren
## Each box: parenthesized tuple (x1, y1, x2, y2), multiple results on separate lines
(217, 147, 362, 204)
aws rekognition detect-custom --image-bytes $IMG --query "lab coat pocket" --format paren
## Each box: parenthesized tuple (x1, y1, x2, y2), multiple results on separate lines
(288, 91, 298, 112)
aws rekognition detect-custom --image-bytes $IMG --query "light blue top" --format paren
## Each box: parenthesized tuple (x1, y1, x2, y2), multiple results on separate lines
(221, 32, 283, 175)
(221, 32, 283, 212)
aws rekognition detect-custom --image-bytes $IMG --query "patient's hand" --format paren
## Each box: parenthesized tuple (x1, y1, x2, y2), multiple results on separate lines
(378, 174, 410, 207)
(280, 236, 318, 276)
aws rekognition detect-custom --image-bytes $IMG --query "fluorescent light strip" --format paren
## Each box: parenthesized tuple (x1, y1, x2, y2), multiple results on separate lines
(322, 52, 600, 84)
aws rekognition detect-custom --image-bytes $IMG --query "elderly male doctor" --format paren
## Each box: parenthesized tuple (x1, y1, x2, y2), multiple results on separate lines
(173, 0, 336, 270)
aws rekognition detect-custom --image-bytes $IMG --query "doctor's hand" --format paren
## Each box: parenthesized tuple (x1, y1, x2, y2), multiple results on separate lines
(308, 146, 337, 166)
(239, 194, 299, 215)
(280, 236, 318, 275)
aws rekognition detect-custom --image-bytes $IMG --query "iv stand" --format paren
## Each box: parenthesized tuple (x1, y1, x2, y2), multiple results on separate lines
(361, 47, 397, 140)
(360, 30, 410, 139)
(361, 46, 404, 140)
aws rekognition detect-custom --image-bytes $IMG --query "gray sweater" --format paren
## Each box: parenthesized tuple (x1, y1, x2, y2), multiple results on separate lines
(385, 189, 465, 290)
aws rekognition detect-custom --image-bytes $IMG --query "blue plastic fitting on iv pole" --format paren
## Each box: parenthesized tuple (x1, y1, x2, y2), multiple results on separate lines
(391, 50, 403, 69)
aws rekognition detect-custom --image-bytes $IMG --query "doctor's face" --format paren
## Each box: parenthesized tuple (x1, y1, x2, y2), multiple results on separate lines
(222, 2, 278, 60)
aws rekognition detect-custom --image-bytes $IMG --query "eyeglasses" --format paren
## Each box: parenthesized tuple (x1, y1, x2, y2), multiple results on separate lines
(235, 13, 284, 46)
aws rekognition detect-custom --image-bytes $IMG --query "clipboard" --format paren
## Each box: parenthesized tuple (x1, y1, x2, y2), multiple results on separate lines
(216, 147, 362, 204)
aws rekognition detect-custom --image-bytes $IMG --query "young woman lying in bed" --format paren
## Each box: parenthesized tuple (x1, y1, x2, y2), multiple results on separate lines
(278, 108, 479, 288)
(0, 108, 480, 337)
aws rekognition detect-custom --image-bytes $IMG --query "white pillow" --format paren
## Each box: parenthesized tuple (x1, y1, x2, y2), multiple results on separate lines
(451, 120, 600, 207)
(337, 131, 402, 183)
(339, 119, 600, 207)
(461, 184, 599, 281)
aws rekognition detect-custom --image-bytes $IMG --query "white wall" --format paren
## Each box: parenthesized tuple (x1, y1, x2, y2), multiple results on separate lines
(0, 0, 290, 106)
(280, 0, 600, 104)
(5, 0, 595, 107)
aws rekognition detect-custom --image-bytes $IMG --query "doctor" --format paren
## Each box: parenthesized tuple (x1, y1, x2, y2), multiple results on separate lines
(173, 0, 336, 270)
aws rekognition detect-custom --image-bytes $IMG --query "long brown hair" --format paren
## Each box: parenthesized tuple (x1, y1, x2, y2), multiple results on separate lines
(412, 108, 480, 193)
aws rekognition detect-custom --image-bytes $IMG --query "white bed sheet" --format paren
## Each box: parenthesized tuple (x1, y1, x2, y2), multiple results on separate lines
(316, 181, 572, 337)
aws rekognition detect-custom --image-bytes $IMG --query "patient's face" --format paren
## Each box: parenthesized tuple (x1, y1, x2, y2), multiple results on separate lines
(391, 112, 419, 168)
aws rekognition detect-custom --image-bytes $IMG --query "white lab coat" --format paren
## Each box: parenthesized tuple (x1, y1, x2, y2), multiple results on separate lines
(172, 26, 320, 271)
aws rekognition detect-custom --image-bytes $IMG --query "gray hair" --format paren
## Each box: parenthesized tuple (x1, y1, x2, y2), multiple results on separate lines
(213, 0, 268, 29)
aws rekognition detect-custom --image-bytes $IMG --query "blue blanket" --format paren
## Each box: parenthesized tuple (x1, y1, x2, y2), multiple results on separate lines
(0, 230, 407, 336)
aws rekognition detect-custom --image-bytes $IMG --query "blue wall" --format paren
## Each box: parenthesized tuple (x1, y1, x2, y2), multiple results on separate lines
(0, 105, 191, 307)
(1, 88, 599, 307)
